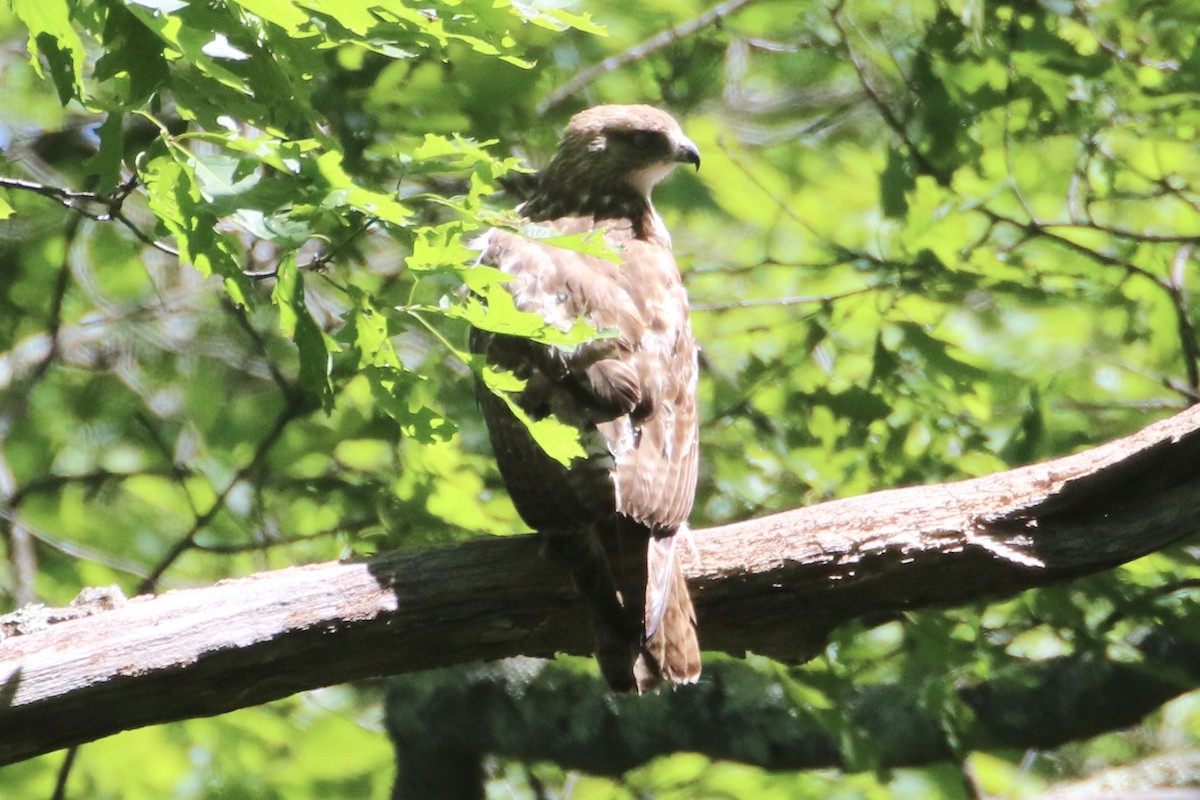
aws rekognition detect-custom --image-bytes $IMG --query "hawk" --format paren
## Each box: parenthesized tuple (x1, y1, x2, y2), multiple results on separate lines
(470, 105, 702, 692)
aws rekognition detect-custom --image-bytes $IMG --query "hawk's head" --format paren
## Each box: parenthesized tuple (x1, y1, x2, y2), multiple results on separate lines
(560, 105, 701, 194)
(522, 104, 700, 224)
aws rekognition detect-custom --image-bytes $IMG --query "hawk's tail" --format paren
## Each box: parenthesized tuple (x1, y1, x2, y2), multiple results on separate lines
(557, 522, 700, 693)
(641, 532, 701, 688)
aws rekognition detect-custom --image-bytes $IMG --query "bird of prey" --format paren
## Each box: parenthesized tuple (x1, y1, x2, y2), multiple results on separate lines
(470, 104, 703, 692)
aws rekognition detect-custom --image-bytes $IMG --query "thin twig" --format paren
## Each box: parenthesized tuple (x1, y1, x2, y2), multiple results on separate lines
(1097, 578, 1200, 634)
(222, 297, 293, 396)
(114, 212, 179, 257)
(538, 0, 760, 113)
(0, 176, 96, 202)
(50, 745, 78, 800)
(981, 208, 1167, 288)
(243, 218, 375, 279)
(1169, 244, 1199, 400)
(1070, 1, 1180, 72)
(25, 217, 79, 388)
(0, 507, 150, 579)
(693, 286, 877, 311)
(0, 213, 80, 605)
(137, 400, 301, 594)
(0, 175, 178, 256)
(1036, 222, 1200, 245)
(1107, 355, 1200, 404)
(0, 449, 37, 608)
(191, 521, 371, 554)
(9, 469, 173, 508)
(828, 4, 938, 178)
(134, 412, 202, 518)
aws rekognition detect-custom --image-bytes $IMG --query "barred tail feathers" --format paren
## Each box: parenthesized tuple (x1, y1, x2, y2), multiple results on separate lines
(555, 521, 700, 693)
(643, 531, 701, 685)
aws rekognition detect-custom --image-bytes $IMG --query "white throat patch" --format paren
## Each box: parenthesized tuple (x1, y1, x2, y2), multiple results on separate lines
(626, 162, 678, 198)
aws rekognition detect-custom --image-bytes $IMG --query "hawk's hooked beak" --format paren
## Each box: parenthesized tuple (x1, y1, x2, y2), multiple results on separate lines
(674, 136, 701, 171)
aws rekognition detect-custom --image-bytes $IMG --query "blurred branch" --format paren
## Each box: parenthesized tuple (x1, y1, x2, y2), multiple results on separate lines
(0, 287, 270, 395)
(1069, 2, 1181, 72)
(1105, 357, 1200, 405)
(27, 215, 78, 390)
(243, 217, 376, 280)
(538, 0, 759, 113)
(692, 286, 876, 311)
(384, 626, 1200, 795)
(138, 399, 302, 593)
(0, 462, 37, 609)
(1169, 244, 1199, 400)
(0, 508, 149, 580)
(829, 4, 938, 179)
(2, 405, 1199, 765)
(0, 175, 178, 257)
(223, 297, 292, 393)
(982, 208, 1167, 287)
(0, 213, 80, 609)
(189, 523, 360, 555)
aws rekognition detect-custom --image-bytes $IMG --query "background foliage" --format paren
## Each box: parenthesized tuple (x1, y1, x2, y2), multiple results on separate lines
(1, 0, 1199, 797)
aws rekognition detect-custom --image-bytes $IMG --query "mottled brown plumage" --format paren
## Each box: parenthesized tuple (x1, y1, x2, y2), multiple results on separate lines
(470, 105, 702, 692)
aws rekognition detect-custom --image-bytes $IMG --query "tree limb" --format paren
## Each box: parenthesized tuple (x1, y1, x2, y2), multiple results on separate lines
(2, 406, 1199, 765)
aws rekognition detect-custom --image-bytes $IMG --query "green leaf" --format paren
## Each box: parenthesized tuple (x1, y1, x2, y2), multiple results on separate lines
(411, 134, 500, 164)
(94, 6, 170, 103)
(346, 289, 402, 369)
(191, 153, 263, 203)
(481, 367, 586, 466)
(405, 224, 477, 271)
(510, 2, 608, 36)
(880, 147, 914, 219)
(316, 151, 411, 225)
(128, 0, 189, 11)
(521, 226, 623, 263)
(441, 279, 612, 348)
(0, 193, 13, 220)
(142, 151, 253, 306)
(301, 0, 390, 36)
(86, 113, 126, 194)
(228, 0, 314, 33)
(365, 366, 456, 443)
(272, 254, 334, 409)
(12, 0, 86, 103)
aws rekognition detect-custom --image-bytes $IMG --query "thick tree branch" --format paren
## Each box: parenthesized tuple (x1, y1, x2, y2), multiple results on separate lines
(2, 406, 1199, 765)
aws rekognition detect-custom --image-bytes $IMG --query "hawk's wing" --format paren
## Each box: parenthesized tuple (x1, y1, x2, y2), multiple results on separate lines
(471, 217, 699, 534)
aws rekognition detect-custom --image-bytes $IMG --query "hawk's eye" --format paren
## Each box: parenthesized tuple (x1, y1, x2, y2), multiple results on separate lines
(629, 131, 656, 150)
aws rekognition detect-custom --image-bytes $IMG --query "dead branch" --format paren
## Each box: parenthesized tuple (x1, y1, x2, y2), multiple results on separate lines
(1, 405, 1199, 765)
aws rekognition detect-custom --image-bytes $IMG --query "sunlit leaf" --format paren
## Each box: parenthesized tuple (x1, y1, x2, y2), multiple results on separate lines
(272, 254, 333, 409)
(11, 0, 85, 103)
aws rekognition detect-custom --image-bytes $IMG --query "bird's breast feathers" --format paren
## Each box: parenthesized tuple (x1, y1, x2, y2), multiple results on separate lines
(474, 219, 699, 530)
